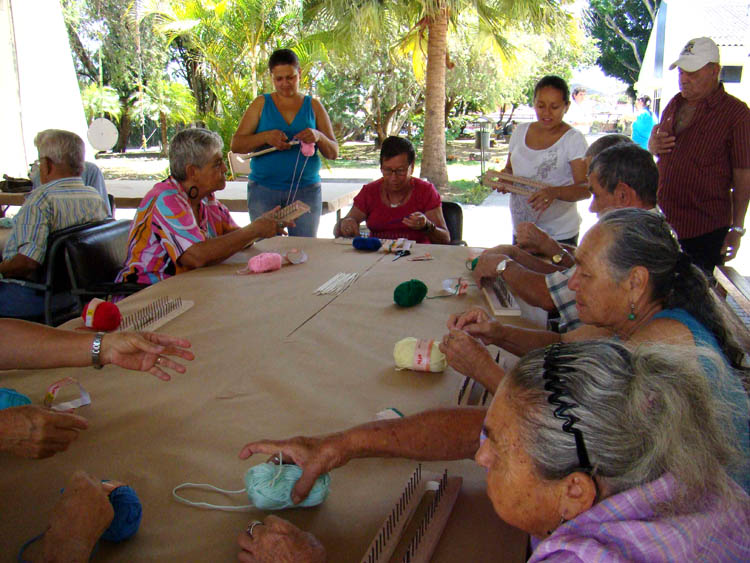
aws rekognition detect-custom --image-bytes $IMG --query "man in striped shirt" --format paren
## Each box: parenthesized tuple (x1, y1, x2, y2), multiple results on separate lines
(0, 130, 108, 319)
(649, 37, 750, 274)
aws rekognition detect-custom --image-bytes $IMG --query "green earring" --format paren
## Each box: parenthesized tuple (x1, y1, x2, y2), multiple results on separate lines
(628, 303, 636, 321)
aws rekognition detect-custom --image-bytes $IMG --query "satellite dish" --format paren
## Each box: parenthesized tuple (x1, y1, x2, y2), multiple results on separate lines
(87, 118, 119, 151)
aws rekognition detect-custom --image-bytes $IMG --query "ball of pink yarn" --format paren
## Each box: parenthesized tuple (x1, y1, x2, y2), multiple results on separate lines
(248, 252, 282, 273)
(300, 141, 315, 157)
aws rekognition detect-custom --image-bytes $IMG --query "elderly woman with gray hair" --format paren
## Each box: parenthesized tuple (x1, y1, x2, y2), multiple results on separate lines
(442, 208, 750, 492)
(237, 341, 749, 561)
(117, 128, 289, 286)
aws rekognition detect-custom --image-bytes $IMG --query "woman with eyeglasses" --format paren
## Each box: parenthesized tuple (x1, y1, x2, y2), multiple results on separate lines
(333, 136, 450, 244)
(236, 341, 749, 561)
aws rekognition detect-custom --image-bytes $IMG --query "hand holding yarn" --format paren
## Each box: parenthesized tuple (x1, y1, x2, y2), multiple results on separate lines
(239, 435, 343, 505)
(439, 329, 496, 382)
(237, 515, 326, 563)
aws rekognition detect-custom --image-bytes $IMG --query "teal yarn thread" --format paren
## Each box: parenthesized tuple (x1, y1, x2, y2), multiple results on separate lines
(0, 388, 31, 410)
(101, 485, 142, 542)
(393, 279, 428, 307)
(244, 463, 331, 510)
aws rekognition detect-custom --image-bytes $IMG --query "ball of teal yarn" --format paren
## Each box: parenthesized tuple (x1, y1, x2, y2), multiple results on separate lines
(394, 279, 428, 307)
(244, 463, 331, 510)
(353, 236, 382, 251)
(0, 388, 31, 410)
(101, 485, 142, 542)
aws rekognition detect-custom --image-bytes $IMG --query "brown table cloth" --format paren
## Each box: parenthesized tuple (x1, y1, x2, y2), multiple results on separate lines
(0, 237, 527, 561)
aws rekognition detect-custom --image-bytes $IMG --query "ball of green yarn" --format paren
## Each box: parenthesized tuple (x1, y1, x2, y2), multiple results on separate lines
(244, 463, 331, 510)
(394, 279, 428, 307)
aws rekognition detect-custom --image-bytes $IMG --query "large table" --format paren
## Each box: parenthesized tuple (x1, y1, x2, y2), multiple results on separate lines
(0, 238, 527, 561)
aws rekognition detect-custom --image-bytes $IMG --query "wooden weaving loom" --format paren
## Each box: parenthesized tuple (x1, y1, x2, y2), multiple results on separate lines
(118, 296, 194, 332)
(480, 277, 521, 316)
(482, 169, 551, 197)
(361, 465, 462, 563)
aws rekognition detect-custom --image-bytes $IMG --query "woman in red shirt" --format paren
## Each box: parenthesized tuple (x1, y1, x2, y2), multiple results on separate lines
(334, 137, 450, 244)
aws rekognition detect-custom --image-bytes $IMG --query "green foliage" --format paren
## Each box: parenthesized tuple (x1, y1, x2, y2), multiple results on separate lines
(81, 84, 122, 123)
(585, 0, 660, 88)
(131, 80, 196, 125)
(449, 179, 491, 205)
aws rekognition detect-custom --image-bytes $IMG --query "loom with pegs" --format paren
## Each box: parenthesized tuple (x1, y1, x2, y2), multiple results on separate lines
(360, 465, 462, 563)
(482, 169, 551, 197)
(481, 277, 521, 316)
(272, 199, 311, 223)
(118, 296, 194, 332)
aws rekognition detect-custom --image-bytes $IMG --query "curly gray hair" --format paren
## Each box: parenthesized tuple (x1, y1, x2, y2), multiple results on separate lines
(506, 340, 742, 508)
(169, 128, 224, 181)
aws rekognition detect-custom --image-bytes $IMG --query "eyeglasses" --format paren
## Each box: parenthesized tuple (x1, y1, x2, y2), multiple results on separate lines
(381, 167, 410, 177)
(542, 343, 592, 472)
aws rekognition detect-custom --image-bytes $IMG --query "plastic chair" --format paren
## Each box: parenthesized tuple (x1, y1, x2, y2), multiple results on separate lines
(227, 151, 251, 179)
(442, 201, 466, 246)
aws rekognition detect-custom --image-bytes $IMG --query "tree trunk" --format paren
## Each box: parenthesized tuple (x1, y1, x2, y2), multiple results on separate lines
(159, 111, 168, 157)
(115, 106, 131, 153)
(420, 8, 449, 190)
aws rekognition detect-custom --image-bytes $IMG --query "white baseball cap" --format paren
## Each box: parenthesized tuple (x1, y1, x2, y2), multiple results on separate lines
(669, 37, 720, 72)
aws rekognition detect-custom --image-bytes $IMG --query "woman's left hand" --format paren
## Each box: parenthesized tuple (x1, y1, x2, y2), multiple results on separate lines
(237, 515, 326, 563)
(402, 212, 428, 231)
(294, 128, 320, 144)
(527, 187, 558, 214)
(100, 332, 195, 381)
(439, 330, 494, 380)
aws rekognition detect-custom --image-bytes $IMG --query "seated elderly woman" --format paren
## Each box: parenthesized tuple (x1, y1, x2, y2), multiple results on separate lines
(116, 128, 288, 286)
(333, 136, 450, 244)
(237, 341, 749, 561)
(441, 208, 750, 491)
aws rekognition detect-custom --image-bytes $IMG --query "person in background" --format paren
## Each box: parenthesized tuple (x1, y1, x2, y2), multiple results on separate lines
(0, 130, 109, 320)
(237, 342, 749, 561)
(333, 136, 450, 243)
(631, 95, 656, 150)
(116, 128, 289, 287)
(32, 160, 111, 216)
(495, 76, 589, 247)
(649, 36, 750, 273)
(231, 49, 339, 237)
(565, 86, 592, 135)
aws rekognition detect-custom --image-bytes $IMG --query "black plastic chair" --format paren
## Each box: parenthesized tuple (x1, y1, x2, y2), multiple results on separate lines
(442, 201, 467, 246)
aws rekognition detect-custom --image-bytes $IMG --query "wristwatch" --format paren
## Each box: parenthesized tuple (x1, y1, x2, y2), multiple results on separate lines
(91, 332, 105, 370)
(729, 226, 747, 236)
(496, 259, 509, 276)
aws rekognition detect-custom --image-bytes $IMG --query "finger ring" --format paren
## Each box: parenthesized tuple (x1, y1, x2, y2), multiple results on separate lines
(155, 356, 162, 365)
(246, 520, 263, 538)
(544, 198, 550, 203)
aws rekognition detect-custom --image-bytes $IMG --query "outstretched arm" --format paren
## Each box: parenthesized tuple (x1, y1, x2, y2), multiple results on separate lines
(239, 407, 486, 503)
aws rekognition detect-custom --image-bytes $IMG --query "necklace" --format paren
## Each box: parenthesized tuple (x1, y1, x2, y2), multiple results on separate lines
(385, 186, 411, 208)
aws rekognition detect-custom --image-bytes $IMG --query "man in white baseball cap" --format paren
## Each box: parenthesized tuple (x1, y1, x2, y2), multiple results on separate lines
(649, 37, 750, 275)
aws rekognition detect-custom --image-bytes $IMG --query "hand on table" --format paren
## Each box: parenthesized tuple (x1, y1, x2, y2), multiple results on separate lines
(402, 212, 429, 231)
(237, 515, 326, 563)
(336, 217, 360, 237)
(294, 128, 321, 145)
(471, 253, 509, 284)
(239, 435, 345, 504)
(447, 307, 492, 331)
(42, 471, 115, 562)
(101, 332, 194, 381)
(515, 222, 554, 255)
(254, 207, 295, 237)
(0, 405, 88, 458)
(265, 130, 292, 151)
(648, 118, 676, 155)
(527, 186, 558, 214)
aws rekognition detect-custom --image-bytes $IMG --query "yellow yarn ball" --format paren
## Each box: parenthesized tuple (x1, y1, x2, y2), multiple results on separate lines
(393, 337, 446, 373)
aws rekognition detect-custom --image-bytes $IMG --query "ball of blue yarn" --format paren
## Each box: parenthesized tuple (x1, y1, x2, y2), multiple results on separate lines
(244, 463, 331, 510)
(101, 485, 142, 542)
(352, 236, 382, 251)
(0, 388, 31, 410)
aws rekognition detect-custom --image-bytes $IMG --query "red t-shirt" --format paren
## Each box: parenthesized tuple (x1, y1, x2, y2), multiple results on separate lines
(352, 177, 441, 243)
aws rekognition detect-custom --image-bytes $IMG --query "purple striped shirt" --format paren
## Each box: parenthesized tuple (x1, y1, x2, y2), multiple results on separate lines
(530, 473, 750, 562)
(656, 84, 750, 239)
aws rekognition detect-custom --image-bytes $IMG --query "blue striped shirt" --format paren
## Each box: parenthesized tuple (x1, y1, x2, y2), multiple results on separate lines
(3, 177, 108, 264)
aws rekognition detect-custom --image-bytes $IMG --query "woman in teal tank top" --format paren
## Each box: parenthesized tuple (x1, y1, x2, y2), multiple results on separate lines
(231, 49, 339, 237)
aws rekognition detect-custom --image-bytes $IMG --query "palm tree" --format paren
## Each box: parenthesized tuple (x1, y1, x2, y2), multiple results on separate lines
(81, 84, 122, 124)
(131, 79, 197, 155)
(305, 0, 567, 189)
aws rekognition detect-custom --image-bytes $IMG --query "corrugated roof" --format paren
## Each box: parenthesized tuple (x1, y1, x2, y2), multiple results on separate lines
(702, 3, 749, 46)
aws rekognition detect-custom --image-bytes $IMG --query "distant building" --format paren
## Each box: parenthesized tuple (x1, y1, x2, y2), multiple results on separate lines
(636, 0, 749, 117)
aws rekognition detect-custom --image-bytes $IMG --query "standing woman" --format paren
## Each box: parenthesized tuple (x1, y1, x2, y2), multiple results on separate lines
(231, 49, 339, 237)
(631, 95, 656, 150)
(500, 76, 589, 246)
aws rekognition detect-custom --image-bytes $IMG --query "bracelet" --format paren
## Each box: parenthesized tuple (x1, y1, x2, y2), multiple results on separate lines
(729, 226, 746, 236)
(91, 332, 104, 369)
(422, 220, 435, 233)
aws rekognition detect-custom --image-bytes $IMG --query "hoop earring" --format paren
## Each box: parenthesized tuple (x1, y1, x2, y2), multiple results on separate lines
(187, 186, 199, 199)
(628, 302, 636, 321)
